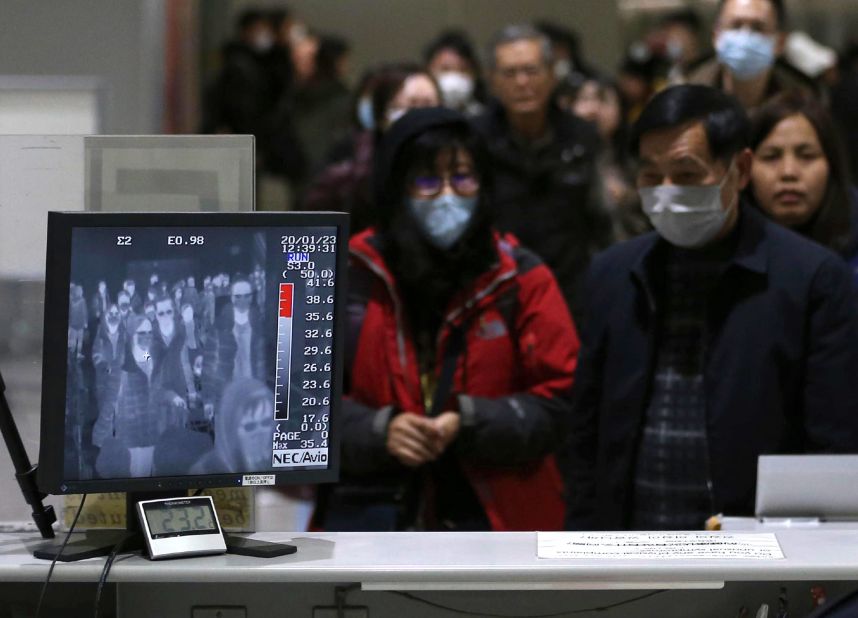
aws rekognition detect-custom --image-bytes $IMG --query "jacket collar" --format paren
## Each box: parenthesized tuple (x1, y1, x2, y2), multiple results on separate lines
(349, 228, 518, 325)
(631, 201, 769, 299)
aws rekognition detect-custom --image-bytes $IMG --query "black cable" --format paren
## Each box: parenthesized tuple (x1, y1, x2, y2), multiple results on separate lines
(35, 494, 88, 618)
(93, 532, 134, 618)
(388, 589, 668, 617)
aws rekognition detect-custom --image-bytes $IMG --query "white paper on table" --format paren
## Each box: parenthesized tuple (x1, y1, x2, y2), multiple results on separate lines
(537, 532, 784, 560)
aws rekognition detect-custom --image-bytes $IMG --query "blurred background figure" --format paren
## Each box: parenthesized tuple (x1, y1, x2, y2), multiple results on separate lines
(201, 7, 307, 210)
(568, 75, 650, 240)
(747, 92, 858, 283)
(300, 63, 440, 234)
(192, 378, 275, 474)
(535, 20, 593, 87)
(475, 23, 611, 323)
(292, 31, 353, 184)
(616, 42, 668, 123)
(654, 9, 706, 82)
(832, 41, 858, 184)
(423, 30, 487, 116)
(686, 0, 817, 110)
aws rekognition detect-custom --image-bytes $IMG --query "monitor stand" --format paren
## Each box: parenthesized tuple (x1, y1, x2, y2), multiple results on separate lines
(33, 491, 297, 561)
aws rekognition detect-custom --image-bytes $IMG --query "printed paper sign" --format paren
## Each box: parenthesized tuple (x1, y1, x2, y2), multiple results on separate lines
(537, 532, 784, 560)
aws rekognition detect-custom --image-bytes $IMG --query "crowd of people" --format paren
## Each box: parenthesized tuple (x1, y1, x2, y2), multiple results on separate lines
(197, 0, 858, 532)
(66, 266, 274, 481)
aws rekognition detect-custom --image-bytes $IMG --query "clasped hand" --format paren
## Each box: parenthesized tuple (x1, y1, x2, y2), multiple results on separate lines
(386, 411, 461, 468)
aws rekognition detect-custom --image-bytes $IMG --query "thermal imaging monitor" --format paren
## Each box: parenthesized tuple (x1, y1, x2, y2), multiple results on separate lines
(38, 211, 347, 497)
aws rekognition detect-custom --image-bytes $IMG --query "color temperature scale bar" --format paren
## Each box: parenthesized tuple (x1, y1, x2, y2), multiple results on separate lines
(274, 283, 293, 421)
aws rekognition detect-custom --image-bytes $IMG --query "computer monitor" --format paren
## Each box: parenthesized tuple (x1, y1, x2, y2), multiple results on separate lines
(36, 211, 347, 558)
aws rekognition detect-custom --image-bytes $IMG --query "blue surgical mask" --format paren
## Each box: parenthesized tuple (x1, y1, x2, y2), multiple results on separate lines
(357, 97, 375, 131)
(716, 29, 776, 79)
(408, 193, 478, 250)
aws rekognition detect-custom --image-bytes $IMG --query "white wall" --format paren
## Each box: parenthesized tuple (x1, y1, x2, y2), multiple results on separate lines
(0, 0, 166, 134)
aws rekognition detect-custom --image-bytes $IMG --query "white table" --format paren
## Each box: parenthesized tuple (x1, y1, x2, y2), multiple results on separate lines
(2, 530, 856, 617)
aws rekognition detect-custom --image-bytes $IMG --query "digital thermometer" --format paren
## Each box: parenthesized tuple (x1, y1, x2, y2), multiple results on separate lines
(136, 496, 227, 560)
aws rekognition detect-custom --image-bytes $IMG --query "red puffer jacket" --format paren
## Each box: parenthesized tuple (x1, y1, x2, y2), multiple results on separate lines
(322, 228, 579, 531)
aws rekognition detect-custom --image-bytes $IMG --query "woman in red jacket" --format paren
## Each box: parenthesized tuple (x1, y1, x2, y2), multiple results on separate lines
(313, 107, 579, 531)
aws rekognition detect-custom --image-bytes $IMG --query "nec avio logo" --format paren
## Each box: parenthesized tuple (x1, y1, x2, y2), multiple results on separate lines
(272, 448, 328, 467)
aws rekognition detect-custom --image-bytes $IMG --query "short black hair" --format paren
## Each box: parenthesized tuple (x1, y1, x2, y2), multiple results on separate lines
(716, 0, 786, 29)
(237, 9, 267, 32)
(630, 84, 749, 163)
(659, 8, 703, 33)
(423, 30, 481, 74)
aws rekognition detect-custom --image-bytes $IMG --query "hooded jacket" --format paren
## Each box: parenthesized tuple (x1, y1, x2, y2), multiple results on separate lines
(314, 108, 580, 531)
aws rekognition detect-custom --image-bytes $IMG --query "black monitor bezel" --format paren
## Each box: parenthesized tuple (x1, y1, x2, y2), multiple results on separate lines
(38, 211, 348, 495)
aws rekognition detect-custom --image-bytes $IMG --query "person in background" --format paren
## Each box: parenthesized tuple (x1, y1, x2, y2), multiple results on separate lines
(832, 43, 858, 184)
(116, 291, 132, 331)
(686, 0, 817, 110)
(564, 84, 858, 531)
(313, 108, 578, 532)
(301, 63, 440, 234)
(747, 92, 858, 284)
(656, 9, 706, 82)
(122, 278, 142, 315)
(92, 303, 127, 416)
(534, 20, 593, 86)
(569, 75, 650, 240)
(474, 23, 611, 324)
(191, 378, 275, 474)
(423, 30, 486, 116)
(266, 8, 297, 107)
(317, 66, 385, 169)
(616, 43, 668, 124)
(93, 315, 159, 478)
(90, 280, 110, 326)
(202, 278, 267, 413)
(68, 284, 88, 360)
(292, 33, 353, 178)
(203, 8, 306, 208)
(200, 9, 278, 140)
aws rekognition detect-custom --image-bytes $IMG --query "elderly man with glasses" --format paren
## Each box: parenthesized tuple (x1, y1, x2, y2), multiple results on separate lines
(472, 23, 612, 325)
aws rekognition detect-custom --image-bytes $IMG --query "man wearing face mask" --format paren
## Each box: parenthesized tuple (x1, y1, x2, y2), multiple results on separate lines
(150, 294, 194, 429)
(563, 85, 858, 532)
(92, 303, 127, 418)
(93, 315, 160, 478)
(686, 0, 817, 110)
(313, 107, 579, 532)
(122, 279, 142, 315)
(202, 278, 268, 413)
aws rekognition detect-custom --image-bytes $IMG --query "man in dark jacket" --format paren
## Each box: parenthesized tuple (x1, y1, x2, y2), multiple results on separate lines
(473, 24, 613, 323)
(564, 84, 858, 531)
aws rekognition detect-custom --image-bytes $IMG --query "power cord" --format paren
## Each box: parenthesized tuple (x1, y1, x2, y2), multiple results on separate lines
(388, 589, 668, 617)
(35, 494, 88, 618)
(93, 532, 134, 618)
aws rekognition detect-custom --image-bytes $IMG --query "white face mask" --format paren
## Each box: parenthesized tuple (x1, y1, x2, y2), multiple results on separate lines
(554, 59, 573, 80)
(251, 31, 274, 54)
(639, 163, 735, 248)
(385, 107, 407, 127)
(437, 71, 474, 109)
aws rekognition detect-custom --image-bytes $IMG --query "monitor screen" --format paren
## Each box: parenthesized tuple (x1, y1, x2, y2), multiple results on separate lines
(38, 211, 347, 494)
